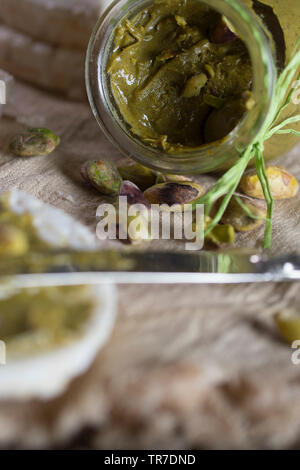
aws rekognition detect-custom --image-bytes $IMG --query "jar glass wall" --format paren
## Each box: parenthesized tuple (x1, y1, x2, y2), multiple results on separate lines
(86, 0, 278, 174)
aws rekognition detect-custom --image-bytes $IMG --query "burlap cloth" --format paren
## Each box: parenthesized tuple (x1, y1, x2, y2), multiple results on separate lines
(1, 81, 300, 449)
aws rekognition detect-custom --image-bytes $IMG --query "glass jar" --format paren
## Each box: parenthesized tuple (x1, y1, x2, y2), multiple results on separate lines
(86, 0, 299, 174)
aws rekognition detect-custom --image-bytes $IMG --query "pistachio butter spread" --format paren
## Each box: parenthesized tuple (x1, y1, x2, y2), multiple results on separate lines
(0, 199, 95, 358)
(107, 0, 254, 151)
(1, 286, 94, 359)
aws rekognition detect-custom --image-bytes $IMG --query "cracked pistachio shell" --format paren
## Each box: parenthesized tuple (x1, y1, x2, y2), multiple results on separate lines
(9, 128, 60, 157)
(0, 224, 28, 256)
(80, 162, 90, 183)
(206, 223, 235, 246)
(117, 159, 156, 191)
(240, 166, 299, 200)
(275, 312, 300, 344)
(221, 197, 266, 232)
(144, 182, 203, 210)
(87, 160, 122, 195)
(119, 181, 151, 209)
(156, 173, 193, 184)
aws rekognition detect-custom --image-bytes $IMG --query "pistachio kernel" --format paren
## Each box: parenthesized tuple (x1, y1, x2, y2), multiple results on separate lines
(0, 223, 29, 256)
(87, 160, 122, 195)
(221, 196, 266, 232)
(181, 73, 207, 98)
(203, 93, 226, 109)
(206, 223, 235, 246)
(175, 15, 187, 27)
(144, 181, 203, 210)
(117, 159, 157, 191)
(240, 166, 299, 200)
(204, 64, 215, 78)
(9, 128, 60, 157)
(274, 312, 300, 344)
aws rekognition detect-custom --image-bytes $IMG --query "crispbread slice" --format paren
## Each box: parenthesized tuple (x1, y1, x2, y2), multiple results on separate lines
(0, 23, 86, 100)
(0, 0, 108, 51)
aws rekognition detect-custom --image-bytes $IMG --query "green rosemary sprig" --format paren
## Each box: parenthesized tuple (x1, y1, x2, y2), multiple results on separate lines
(194, 40, 300, 249)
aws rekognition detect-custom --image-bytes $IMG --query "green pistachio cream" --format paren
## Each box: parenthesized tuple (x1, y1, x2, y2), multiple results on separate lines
(107, 0, 254, 152)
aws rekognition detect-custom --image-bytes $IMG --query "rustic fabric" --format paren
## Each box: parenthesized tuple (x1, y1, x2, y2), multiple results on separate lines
(0, 80, 300, 449)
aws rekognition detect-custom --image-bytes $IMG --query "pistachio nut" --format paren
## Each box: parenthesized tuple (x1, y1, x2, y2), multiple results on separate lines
(120, 181, 151, 209)
(221, 196, 266, 232)
(240, 166, 299, 200)
(86, 160, 122, 195)
(9, 128, 60, 157)
(275, 311, 300, 344)
(155, 173, 193, 184)
(117, 159, 156, 191)
(181, 73, 207, 98)
(144, 181, 203, 211)
(80, 162, 90, 183)
(206, 223, 235, 246)
(204, 64, 215, 79)
(175, 15, 187, 27)
(203, 93, 226, 109)
(0, 223, 28, 256)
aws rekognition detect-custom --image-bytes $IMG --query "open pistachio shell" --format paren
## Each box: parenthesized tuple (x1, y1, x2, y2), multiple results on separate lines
(156, 173, 193, 184)
(275, 312, 300, 344)
(240, 166, 299, 200)
(120, 181, 151, 209)
(80, 161, 90, 183)
(9, 128, 60, 157)
(144, 182, 203, 210)
(221, 197, 266, 232)
(206, 223, 235, 246)
(87, 160, 122, 195)
(117, 159, 156, 191)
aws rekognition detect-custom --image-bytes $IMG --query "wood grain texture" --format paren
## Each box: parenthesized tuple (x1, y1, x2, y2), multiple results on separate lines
(0, 81, 300, 449)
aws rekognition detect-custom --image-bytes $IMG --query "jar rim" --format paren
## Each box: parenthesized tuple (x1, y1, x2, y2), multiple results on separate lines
(86, 0, 276, 174)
